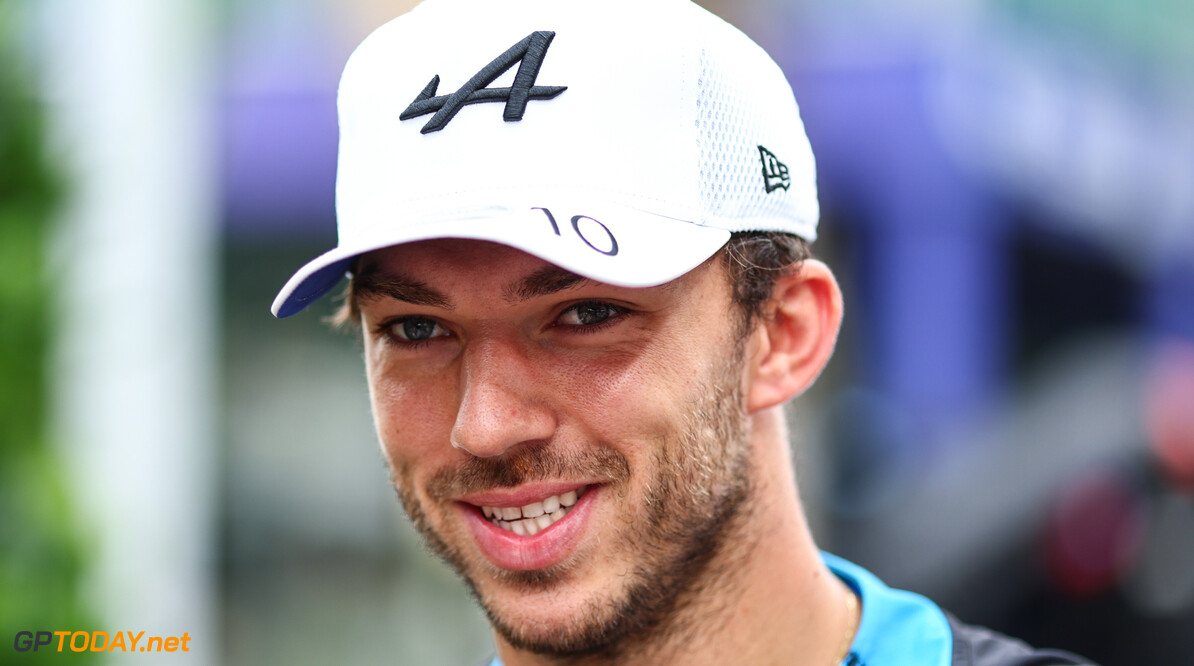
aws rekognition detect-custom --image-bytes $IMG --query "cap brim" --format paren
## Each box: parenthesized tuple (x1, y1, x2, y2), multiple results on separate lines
(271, 203, 731, 318)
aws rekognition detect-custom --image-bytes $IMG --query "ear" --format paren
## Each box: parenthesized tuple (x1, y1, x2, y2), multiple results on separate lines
(747, 259, 843, 413)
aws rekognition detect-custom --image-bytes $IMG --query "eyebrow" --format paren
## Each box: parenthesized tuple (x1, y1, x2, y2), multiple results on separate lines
(503, 266, 591, 303)
(353, 264, 592, 309)
(354, 271, 453, 309)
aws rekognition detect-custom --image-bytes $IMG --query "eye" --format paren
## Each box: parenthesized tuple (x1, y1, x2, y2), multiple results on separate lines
(388, 317, 449, 343)
(557, 301, 621, 327)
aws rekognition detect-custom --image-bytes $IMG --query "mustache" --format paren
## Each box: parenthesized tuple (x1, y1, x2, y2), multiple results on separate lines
(425, 442, 630, 499)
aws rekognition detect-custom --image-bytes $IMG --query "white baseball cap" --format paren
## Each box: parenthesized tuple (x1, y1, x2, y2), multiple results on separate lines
(272, 0, 818, 318)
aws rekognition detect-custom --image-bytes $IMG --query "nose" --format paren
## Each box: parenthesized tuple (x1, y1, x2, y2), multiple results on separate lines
(450, 340, 556, 458)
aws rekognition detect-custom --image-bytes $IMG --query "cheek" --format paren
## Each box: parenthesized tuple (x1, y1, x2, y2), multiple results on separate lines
(548, 340, 700, 447)
(366, 357, 461, 470)
(553, 306, 742, 457)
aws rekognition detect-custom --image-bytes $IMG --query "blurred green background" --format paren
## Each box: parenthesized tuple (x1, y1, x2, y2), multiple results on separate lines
(0, 1, 96, 661)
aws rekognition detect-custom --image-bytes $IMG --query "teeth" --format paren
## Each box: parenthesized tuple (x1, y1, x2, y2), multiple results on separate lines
(480, 487, 587, 536)
(522, 501, 545, 519)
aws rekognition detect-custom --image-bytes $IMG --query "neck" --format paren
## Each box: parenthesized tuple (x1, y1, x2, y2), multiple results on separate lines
(497, 407, 858, 666)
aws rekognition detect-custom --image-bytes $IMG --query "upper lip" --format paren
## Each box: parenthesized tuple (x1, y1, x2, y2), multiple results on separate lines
(457, 481, 591, 508)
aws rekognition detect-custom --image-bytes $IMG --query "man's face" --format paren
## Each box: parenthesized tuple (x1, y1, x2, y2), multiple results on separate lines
(357, 239, 760, 658)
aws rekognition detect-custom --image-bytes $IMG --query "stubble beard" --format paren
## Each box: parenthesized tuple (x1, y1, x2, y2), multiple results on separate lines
(390, 345, 756, 662)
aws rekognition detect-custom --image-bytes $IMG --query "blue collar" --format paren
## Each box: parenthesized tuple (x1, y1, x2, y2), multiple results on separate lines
(823, 552, 952, 666)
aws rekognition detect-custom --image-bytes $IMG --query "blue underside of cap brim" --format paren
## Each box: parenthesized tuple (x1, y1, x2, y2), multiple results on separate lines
(273, 256, 354, 318)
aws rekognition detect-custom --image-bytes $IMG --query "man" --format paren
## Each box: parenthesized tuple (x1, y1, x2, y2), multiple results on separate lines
(273, 0, 1094, 663)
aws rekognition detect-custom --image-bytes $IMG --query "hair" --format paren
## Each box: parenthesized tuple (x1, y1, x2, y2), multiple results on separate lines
(327, 231, 812, 332)
(721, 231, 812, 332)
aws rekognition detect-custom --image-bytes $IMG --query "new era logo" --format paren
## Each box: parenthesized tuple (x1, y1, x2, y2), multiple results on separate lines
(758, 146, 789, 193)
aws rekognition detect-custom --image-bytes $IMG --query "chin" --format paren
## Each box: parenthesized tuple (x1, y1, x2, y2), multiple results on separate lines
(468, 561, 633, 657)
(487, 600, 624, 658)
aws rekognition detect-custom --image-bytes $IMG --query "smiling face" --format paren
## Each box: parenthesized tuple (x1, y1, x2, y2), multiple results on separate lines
(357, 239, 763, 659)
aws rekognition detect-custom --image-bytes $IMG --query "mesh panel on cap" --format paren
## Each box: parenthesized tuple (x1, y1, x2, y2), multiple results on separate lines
(695, 33, 808, 235)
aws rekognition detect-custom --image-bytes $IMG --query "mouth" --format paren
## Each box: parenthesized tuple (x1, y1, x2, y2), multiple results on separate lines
(458, 482, 599, 570)
(479, 487, 589, 536)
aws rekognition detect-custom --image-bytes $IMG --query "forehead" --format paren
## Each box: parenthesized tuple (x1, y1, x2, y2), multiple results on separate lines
(359, 238, 554, 281)
(353, 238, 715, 306)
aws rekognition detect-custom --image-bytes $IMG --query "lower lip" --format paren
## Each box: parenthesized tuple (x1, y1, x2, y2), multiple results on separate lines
(461, 487, 599, 571)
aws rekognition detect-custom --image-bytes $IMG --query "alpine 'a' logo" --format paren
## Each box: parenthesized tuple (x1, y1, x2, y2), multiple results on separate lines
(400, 31, 567, 134)
(758, 145, 790, 193)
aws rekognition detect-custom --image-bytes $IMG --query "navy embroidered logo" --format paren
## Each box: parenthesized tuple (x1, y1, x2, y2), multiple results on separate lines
(400, 31, 567, 134)
(758, 145, 790, 193)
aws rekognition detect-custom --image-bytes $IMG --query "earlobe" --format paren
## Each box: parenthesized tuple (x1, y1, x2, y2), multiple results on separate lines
(747, 259, 843, 413)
